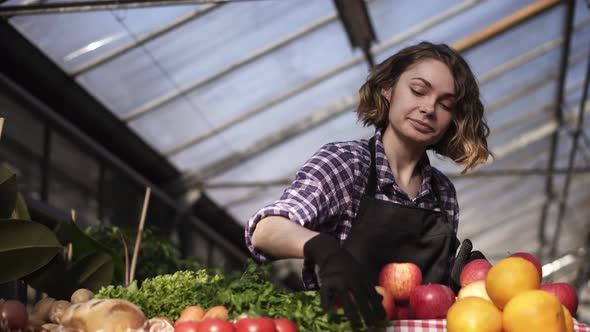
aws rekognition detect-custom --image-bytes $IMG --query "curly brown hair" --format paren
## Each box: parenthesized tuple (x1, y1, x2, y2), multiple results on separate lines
(357, 41, 491, 173)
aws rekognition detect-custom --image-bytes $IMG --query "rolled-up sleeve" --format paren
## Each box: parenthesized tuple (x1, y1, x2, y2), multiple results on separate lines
(244, 143, 356, 262)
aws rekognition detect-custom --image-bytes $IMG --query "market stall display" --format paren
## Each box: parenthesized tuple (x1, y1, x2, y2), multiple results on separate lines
(2, 256, 590, 332)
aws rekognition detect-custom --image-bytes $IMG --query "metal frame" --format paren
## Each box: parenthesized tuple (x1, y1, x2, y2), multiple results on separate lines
(124, 10, 339, 122)
(333, 0, 377, 68)
(0, 71, 249, 263)
(202, 167, 590, 190)
(200, 95, 590, 193)
(70, 4, 221, 76)
(549, 46, 590, 257)
(0, 0, 256, 16)
(538, 0, 576, 260)
(174, 0, 568, 192)
(162, 0, 483, 157)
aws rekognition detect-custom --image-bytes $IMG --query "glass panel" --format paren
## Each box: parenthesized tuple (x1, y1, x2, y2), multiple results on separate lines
(128, 96, 213, 153)
(372, 0, 538, 67)
(48, 131, 100, 228)
(206, 111, 374, 224)
(177, 20, 359, 138)
(0, 90, 44, 197)
(462, 5, 565, 76)
(99, 168, 143, 227)
(9, 4, 199, 72)
(76, 0, 335, 118)
(168, 61, 368, 172)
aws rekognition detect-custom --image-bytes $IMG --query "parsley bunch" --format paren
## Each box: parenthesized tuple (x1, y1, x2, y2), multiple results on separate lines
(96, 261, 362, 331)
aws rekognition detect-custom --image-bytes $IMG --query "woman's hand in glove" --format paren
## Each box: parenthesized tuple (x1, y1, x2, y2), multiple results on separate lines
(304, 233, 385, 327)
(449, 238, 487, 294)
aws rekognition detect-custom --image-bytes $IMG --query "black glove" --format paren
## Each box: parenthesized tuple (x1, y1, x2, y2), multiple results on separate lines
(449, 238, 487, 294)
(304, 233, 385, 326)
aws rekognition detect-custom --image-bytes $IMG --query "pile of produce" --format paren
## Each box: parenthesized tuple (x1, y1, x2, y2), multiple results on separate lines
(376, 251, 580, 332)
(95, 261, 362, 332)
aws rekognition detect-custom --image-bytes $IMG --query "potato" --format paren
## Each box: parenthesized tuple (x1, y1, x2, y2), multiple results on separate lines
(48, 300, 71, 324)
(70, 288, 94, 304)
(41, 323, 58, 331)
(27, 313, 46, 327)
(31, 297, 55, 322)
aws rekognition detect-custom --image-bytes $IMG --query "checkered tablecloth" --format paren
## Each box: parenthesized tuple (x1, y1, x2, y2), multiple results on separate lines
(385, 319, 590, 331)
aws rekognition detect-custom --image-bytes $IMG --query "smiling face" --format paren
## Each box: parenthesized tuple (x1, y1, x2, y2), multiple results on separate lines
(382, 58, 456, 150)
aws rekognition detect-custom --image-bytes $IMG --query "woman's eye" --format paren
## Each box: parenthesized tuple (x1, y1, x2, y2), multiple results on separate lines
(439, 103, 452, 111)
(410, 88, 424, 96)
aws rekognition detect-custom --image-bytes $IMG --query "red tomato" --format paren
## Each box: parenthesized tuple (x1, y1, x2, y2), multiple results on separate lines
(234, 317, 277, 332)
(273, 318, 297, 332)
(174, 321, 200, 332)
(198, 319, 235, 332)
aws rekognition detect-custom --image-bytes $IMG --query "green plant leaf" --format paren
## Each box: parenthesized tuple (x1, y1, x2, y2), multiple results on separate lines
(68, 252, 114, 292)
(14, 193, 31, 221)
(26, 221, 123, 299)
(25, 254, 72, 299)
(54, 220, 124, 282)
(0, 165, 17, 218)
(0, 219, 62, 283)
(26, 248, 116, 299)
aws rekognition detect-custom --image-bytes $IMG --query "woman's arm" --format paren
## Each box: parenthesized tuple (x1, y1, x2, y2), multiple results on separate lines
(251, 215, 319, 259)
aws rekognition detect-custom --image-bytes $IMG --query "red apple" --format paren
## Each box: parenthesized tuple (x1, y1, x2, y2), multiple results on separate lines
(375, 285, 396, 320)
(460, 259, 492, 287)
(540, 283, 578, 315)
(510, 252, 542, 279)
(378, 262, 422, 301)
(409, 284, 455, 319)
(393, 305, 414, 320)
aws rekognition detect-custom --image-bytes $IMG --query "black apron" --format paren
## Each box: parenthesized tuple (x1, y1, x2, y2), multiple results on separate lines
(343, 137, 459, 286)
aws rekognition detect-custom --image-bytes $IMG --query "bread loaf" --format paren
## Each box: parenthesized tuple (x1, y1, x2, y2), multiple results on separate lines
(61, 299, 146, 332)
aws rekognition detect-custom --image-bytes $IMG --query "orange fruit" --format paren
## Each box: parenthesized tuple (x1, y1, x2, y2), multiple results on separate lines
(562, 305, 574, 332)
(485, 257, 540, 309)
(446, 297, 502, 332)
(503, 290, 566, 332)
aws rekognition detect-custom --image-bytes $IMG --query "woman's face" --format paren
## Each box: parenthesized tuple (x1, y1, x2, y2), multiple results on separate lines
(382, 58, 456, 149)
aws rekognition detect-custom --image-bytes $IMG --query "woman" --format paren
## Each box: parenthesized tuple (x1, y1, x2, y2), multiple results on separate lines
(245, 42, 491, 325)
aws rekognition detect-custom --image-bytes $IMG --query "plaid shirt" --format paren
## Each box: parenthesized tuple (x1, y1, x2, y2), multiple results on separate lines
(245, 130, 459, 289)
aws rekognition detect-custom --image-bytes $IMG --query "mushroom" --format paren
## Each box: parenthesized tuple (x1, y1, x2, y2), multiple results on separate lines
(31, 297, 55, 322)
(70, 289, 94, 304)
(48, 300, 71, 324)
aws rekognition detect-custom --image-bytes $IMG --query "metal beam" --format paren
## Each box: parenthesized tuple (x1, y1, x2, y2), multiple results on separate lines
(166, 17, 590, 159)
(162, 0, 482, 157)
(538, 0, 575, 259)
(549, 45, 590, 257)
(124, 10, 339, 122)
(0, 70, 249, 264)
(452, 0, 561, 52)
(176, 94, 359, 190)
(203, 96, 590, 193)
(0, 0, 255, 16)
(202, 167, 590, 189)
(333, 0, 377, 68)
(174, 0, 569, 192)
(478, 16, 590, 85)
(70, 4, 220, 76)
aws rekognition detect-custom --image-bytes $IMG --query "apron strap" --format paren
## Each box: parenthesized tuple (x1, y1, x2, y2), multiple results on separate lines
(367, 134, 446, 219)
(366, 136, 378, 198)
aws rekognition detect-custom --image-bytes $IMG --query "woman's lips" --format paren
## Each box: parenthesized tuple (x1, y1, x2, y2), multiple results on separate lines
(409, 119, 434, 133)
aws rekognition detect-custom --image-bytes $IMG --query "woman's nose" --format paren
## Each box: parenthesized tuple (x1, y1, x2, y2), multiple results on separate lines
(419, 100, 436, 115)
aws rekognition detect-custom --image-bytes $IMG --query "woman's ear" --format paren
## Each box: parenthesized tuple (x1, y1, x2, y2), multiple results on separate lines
(380, 86, 393, 101)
